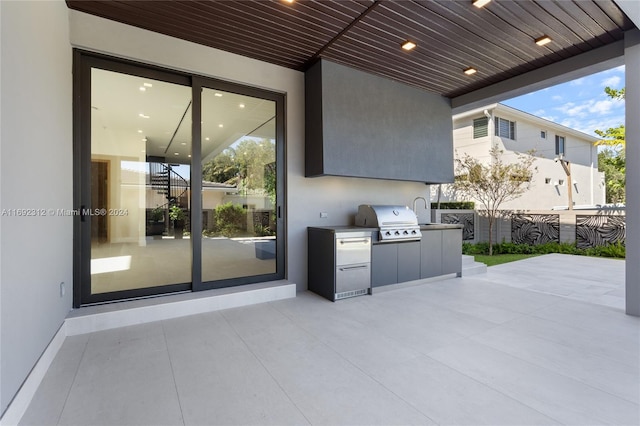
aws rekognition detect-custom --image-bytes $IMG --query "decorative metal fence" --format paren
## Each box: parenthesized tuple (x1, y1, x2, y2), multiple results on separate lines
(441, 212, 475, 241)
(511, 214, 560, 245)
(575, 215, 626, 249)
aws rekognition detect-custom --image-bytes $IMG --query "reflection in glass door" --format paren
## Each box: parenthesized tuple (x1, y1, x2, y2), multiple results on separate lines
(200, 88, 277, 282)
(89, 68, 192, 295)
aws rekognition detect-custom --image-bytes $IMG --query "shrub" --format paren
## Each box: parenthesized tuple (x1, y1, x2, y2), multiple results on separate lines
(213, 202, 247, 237)
(431, 201, 475, 210)
(462, 241, 625, 259)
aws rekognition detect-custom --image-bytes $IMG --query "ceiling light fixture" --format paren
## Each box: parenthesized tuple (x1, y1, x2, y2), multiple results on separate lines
(282, 0, 294, 3)
(472, 0, 491, 8)
(401, 40, 417, 51)
(464, 67, 477, 75)
(214, 93, 223, 97)
(535, 35, 552, 46)
(139, 113, 150, 119)
(143, 83, 153, 88)
(174, 152, 179, 156)
(205, 137, 210, 141)
(139, 87, 146, 92)
(239, 103, 245, 109)
(218, 124, 224, 128)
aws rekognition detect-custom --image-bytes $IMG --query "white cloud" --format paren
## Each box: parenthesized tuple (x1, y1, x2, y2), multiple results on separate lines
(552, 95, 563, 101)
(570, 78, 585, 86)
(533, 109, 546, 116)
(601, 75, 621, 87)
(589, 99, 614, 114)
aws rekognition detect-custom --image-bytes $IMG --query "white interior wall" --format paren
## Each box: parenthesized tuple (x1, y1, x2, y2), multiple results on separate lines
(0, 0, 73, 414)
(68, 10, 431, 292)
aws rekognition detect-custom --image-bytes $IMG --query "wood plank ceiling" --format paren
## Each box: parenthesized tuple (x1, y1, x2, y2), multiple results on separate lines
(66, 0, 635, 98)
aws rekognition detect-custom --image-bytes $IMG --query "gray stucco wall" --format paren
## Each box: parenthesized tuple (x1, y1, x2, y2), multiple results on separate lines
(306, 60, 454, 183)
(1, 0, 73, 414)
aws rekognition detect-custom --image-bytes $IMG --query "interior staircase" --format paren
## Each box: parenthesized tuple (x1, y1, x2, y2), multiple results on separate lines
(149, 162, 189, 208)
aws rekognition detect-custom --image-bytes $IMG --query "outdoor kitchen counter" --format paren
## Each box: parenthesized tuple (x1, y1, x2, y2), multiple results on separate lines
(419, 223, 463, 230)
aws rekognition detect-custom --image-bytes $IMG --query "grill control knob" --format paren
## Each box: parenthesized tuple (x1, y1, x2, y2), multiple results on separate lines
(403, 230, 408, 235)
(411, 230, 417, 235)
(394, 231, 400, 236)
(385, 231, 391, 236)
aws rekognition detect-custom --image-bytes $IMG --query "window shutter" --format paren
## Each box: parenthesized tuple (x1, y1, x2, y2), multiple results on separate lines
(473, 117, 488, 138)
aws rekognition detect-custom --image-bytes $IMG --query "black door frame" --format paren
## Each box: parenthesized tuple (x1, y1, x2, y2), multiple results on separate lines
(73, 50, 286, 307)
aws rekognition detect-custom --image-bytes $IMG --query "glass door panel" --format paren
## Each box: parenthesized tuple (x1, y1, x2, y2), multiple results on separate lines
(89, 68, 192, 295)
(201, 88, 277, 282)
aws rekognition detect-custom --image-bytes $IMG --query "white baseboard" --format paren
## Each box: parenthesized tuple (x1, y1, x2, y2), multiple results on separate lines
(0, 324, 67, 426)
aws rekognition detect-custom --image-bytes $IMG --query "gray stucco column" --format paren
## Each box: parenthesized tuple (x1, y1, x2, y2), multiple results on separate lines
(626, 29, 640, 316)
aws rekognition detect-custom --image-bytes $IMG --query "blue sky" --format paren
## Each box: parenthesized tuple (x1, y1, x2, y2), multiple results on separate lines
(502, 65, 625, 137)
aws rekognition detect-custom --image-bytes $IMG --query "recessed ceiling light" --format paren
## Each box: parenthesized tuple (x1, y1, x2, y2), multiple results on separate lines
(464, 67, 477, 75)
(239, 103, 245, 109)
(143, 83, 153, 88)
(401, 40, 417, 51)
(174, 152, 179, 156)
(282, 0, 294, 3)
(214, 93, 223, 97)
(535, 35, 552, 46)
(139, 87, 146, 92)
(142, 138, 147, 142)
(141, 150, 146, 153)
(139, 113, 150, 119)
(218, 124, 224, 128)
(473, 0, 491, 8)
(181, 142, 187, 146)
(138, 130, 143, 133)
(188, 154, 192, 158)
(205, 137, 210, 141)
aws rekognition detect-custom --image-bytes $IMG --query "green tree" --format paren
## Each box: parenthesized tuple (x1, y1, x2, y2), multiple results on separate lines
(453, 145, 537, 255)
(599, 148, 625, 204)
(594, 86, 625, 204)
(595, 86, 625, 148)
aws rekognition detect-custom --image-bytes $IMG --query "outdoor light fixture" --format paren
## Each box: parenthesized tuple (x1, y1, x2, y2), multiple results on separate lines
(473, 0, 491, 8)
(401, 40, 417, 51)
(464, 67, 477, 75)
(535, 35, 552, 46)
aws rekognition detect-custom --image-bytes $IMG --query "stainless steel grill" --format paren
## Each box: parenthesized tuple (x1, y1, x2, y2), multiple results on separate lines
(354, 205, 422, 243)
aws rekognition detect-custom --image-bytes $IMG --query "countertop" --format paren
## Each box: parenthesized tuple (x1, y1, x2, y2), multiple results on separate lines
(308, 224, 462, 232)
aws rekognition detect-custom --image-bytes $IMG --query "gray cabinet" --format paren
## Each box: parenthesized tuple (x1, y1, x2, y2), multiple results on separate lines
(442, 229, 463, 275)
(420, 229, 462, 279)
(372, 241, 420, 287)
(420, 231, 443, 278)
(371, 244, 398, 287)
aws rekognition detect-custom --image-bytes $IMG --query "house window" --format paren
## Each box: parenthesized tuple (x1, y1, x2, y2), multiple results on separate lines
(495, 117, 516, 140)
(555, 135, 565, 156)
(541, 130, 547, 139)
(473, 117, 488, 138)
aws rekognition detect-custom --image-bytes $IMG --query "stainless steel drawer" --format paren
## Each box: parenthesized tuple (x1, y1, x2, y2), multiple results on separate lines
(335, 236, 371, 266)
(336, 262, 371, 293)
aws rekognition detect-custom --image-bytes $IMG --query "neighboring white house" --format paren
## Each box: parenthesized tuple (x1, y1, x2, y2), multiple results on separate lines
(438, 103, 606, 210)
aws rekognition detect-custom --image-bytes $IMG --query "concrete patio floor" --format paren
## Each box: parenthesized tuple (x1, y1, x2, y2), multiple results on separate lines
(19, 254, 639, 425)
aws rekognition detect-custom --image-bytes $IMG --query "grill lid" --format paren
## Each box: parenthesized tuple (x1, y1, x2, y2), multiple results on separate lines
(355, 205, 422, 242)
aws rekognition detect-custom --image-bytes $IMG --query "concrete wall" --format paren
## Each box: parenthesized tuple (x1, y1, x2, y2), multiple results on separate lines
(0, 0, 73, 414)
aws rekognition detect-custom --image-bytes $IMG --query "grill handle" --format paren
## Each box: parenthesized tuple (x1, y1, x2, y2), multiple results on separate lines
(339, 265, 369, 271)
(339, 239, 369, 245)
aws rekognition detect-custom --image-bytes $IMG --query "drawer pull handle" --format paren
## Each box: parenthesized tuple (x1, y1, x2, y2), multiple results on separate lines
(339, 265, 369, 271)
(339, 239, 369, 244)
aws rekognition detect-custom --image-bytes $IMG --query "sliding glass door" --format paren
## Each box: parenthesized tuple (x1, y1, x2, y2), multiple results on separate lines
(74, 52, 284, 306)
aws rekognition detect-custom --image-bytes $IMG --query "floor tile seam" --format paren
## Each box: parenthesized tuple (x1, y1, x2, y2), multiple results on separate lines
(496, 319, 640, 370)
(456, 337, 640, 411)
(288, 319, 437, 425)
(53, 338, 90, 426)
(218, 311, 313, 426)
(421, 352, 564, 426)
(408, 293, 529, 326)
(467, 332, 640, 403)
(160, 321, 187, 426)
